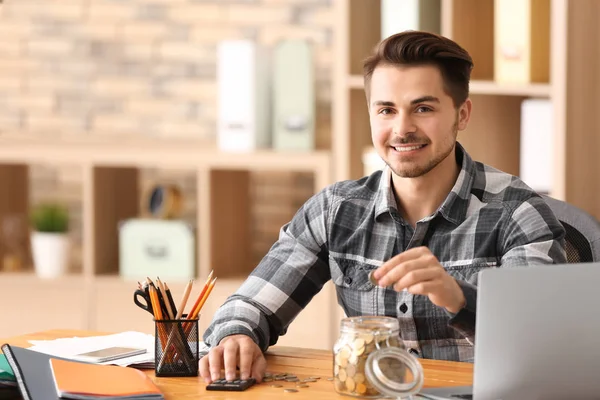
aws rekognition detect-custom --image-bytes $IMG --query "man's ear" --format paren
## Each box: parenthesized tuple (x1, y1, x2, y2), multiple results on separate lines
(457, 98, 472, 131)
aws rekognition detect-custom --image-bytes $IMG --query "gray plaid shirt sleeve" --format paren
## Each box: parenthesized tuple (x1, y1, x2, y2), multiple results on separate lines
(448, 194, 567, 341)
(202, 185, 335, 351)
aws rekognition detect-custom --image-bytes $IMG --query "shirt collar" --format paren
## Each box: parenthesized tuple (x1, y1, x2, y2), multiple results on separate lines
(373, 142, 475, 225)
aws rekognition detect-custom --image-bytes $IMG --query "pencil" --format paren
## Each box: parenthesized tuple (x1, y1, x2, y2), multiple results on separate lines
(186, 270, 213, 320)
(175, 279, 193, 319)
(190, 277, 216, 320)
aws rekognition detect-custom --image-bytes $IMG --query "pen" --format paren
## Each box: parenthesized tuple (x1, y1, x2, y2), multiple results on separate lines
(147, 277, 169, 317)
(156, 277, 174, 319)
(163, 282, 178, 317)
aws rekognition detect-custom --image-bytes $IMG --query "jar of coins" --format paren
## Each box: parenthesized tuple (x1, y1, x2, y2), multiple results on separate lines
(333, 316, 423, 399)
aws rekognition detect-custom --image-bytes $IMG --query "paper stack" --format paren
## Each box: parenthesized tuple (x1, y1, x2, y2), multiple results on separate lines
(27, 332, 155, 369)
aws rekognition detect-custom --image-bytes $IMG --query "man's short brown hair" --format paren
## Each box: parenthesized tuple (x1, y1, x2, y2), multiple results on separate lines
(363, 31, 474, 108)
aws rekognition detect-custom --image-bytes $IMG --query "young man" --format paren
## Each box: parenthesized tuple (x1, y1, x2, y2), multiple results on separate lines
(199, 31, 566, 383)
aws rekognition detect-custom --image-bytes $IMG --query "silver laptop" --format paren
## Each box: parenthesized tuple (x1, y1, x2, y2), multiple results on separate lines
(419, 262, 600, 400)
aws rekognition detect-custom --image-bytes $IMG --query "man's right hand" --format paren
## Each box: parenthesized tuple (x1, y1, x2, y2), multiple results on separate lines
(199, 334, 267, 384)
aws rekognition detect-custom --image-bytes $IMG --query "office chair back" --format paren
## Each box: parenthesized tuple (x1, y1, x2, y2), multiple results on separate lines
(541, 194, 600, 263)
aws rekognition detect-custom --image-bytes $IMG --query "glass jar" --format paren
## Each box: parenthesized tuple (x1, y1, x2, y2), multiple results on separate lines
(333, 316, 424, 399)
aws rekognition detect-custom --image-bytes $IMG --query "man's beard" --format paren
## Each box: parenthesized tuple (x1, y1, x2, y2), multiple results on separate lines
(387, 121, 458, 178)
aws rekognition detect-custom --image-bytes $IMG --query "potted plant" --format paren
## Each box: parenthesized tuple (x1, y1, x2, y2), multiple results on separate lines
(30, 202, 70, 278)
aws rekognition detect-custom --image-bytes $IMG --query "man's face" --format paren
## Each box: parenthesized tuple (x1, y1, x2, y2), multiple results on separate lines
(368, 64, 471, 179)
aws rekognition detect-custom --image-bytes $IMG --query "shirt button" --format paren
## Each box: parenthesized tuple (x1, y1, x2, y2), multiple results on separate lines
(344, 276, 352, 285)
(409, 348, 419, 356)
(399, 303, 408, 313)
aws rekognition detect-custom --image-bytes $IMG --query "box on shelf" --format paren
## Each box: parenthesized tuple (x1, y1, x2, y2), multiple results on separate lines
(380, 0, 441, 39)
(272, 39, 315, 152)
(494, 0, 550, 84)
(119, 219, 195, 281)
(217, 40, 271, 152)
(520, 98, 553, 194)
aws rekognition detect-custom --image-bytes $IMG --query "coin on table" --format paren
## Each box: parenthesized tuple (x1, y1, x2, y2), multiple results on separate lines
(263, 378, 273, 382)
(271, 384, 283, 388)
(296, 384, 309, 388)
(284, 388, 299, 393)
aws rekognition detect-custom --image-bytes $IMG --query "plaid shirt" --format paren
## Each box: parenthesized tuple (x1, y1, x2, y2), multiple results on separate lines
(203, 142, 566, 362)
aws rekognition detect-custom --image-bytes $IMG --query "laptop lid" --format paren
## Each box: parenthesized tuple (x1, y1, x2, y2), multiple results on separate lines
(472, 262, 600, 400)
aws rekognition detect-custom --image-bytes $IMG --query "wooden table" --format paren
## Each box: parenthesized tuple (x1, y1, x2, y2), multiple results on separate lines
(0, 330, 473, 399)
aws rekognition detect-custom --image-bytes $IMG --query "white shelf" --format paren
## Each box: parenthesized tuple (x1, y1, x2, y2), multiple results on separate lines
(0, 134, 331, 173)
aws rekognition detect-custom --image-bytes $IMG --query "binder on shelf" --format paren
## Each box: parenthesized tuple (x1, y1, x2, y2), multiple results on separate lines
(494, 0, 550, 84)
(519, 98, 553, 194)
(380, 0, 441, 39)
(217, 40, 271, 152)
(272, 39, 315, 151)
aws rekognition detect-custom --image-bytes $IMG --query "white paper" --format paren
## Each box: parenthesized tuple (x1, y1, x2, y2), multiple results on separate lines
(26, 331, 212, 368)
(27, 331, 155, 367)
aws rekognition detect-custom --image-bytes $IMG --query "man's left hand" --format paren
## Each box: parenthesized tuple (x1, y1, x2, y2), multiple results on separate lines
(372, 246, 466, 313)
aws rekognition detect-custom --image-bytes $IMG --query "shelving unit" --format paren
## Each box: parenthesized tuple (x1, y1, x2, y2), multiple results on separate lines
(0, 133, 335, 346)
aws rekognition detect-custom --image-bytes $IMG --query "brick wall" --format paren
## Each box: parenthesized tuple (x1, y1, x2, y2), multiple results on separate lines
(0, 0, 333, 272)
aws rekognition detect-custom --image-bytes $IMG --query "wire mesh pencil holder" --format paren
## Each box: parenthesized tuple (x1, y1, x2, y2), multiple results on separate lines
(154, 317, 199, 377)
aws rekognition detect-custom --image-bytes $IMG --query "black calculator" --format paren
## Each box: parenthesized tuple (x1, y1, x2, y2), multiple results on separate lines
(206, 378, 256, 391)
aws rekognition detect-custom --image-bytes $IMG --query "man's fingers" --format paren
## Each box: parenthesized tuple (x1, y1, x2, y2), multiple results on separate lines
(238, 342, 254, 380)
(199, 354, 212, 383)
(377, 255, 431, 287)
(251, 353, 267, 383)
(208, 347, 224, 381)
(392, 265, 442, 292)
(406, 280, 441, 296)
(373, 246, 430, 280)
(223, 341, 239, 381)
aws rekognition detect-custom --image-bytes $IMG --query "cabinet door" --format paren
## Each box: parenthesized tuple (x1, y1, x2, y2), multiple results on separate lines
(0, 275, 87, 337)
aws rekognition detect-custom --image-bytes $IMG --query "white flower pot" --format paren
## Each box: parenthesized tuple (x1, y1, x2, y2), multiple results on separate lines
(31, 232, 70, 279)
